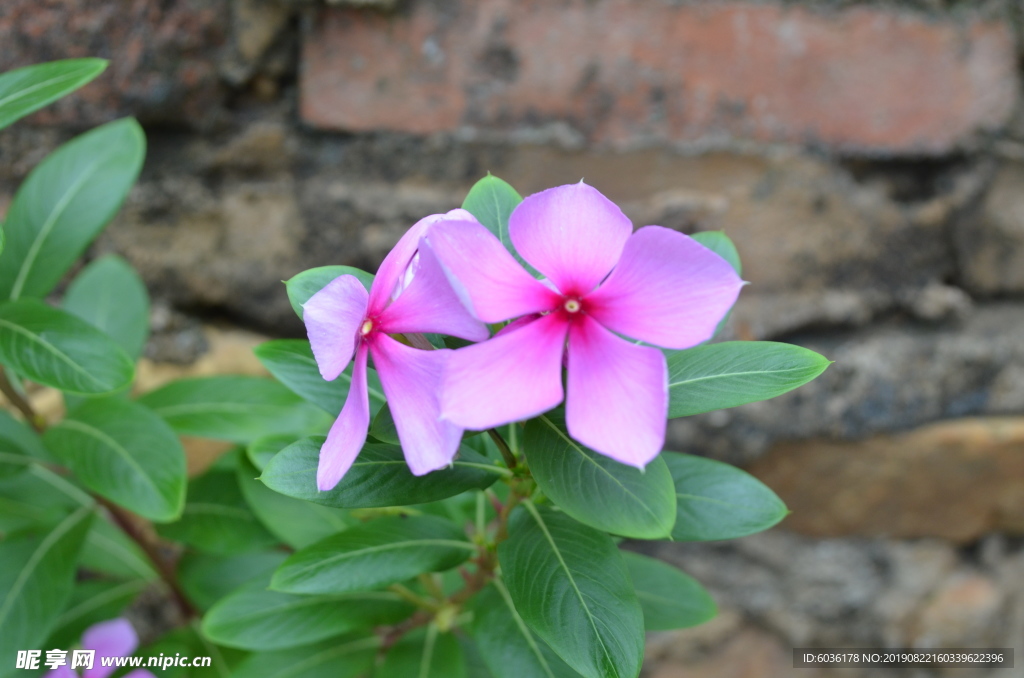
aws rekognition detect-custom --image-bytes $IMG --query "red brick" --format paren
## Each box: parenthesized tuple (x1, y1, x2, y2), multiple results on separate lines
(0, 0, 229, 128)
(301, 1, 1017, 154)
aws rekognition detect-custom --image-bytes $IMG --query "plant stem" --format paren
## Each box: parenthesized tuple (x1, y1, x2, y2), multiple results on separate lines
(0, 366, 45, 432)
(487, 428, 517, 469)
(95, 496, 198, 620)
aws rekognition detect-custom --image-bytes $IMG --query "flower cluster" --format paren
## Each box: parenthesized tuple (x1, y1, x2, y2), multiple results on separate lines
(304, 183, 743, 489)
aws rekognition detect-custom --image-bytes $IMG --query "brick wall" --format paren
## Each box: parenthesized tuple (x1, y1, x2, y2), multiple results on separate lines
(3, 1, 1024, 675)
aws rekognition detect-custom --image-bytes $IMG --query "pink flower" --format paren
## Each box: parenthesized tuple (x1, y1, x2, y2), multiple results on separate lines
(304, 210, 489, 490)
(424, 183, 744, 468)
(47, 618, 155, 678)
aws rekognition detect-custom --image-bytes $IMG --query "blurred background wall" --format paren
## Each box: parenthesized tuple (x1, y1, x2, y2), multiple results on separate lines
(3, 0, 1024, 675)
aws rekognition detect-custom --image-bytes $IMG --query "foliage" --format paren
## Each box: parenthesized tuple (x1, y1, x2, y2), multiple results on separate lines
(0, 60, 830, 678)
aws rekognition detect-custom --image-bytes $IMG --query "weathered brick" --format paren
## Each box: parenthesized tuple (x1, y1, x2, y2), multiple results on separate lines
(0, 0, 229, 127)
(301, 0, 1017, 154)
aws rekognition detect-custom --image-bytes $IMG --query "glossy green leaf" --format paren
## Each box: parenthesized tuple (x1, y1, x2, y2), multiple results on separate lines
(461, 174, 522, 255)
(237, 455, 350, 549)
(0, 435, 30, 478)
(285, 266, 374, 320)
(63, 255, 150, 359)
(158, 468, 277, 554)
(247, 434, 294, 472)
(0, 59, 107, 131)
(369, 403, 399, 444)
(379, 627, 466, 678)
(261, 437, 503, 508)
(203, 587, 413, 650)
(0, 410, 50, 462)
(0, 299, 134, 394)
(524, 412, 676, 539)
(271, 515, 476, 594)
(0, 506, 93, 672)
(621, 551, 716, 631)
(254, 339, 385, 417)
(138, 376, 329, 442)
(179, 551, 288, 612)
(498, 503, 644, 678)
(470, 582, 583, 678)
(0, 467, 81, 533)
(231, 635, 378, 678)
(690, 231, 742, 276)
(663, 452, 788, 541)
(0, 118, 145, 300)
(667, 341, 831, 418)
(44, 398, 186, 521)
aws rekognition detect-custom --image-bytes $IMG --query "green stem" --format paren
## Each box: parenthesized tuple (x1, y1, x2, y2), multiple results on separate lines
(487, 428, 517, 469)
(0, 366, 44, 432)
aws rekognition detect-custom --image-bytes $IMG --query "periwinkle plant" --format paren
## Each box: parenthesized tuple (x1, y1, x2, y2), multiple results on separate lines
(0, 59, 831, 678)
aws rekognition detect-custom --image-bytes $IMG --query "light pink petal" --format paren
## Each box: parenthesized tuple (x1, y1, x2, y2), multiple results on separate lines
(45, 667, 76, 678)
(566, 315, 667, 468)
(304, 275, 369, 381)
(375, 236, 489, 341)
(368, 209, 475, 315)
(82, 618, 137, 678)
(425, 220, 561, 323)
(494, 314, 542, 337)
(441, 313, 568, 430)
(509, 183, 633, 296)
(317, 344, 370, 490)
(370, 335, 462, 475)
(585, 226, 744, 349)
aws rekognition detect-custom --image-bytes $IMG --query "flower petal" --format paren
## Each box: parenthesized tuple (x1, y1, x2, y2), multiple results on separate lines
(82, 618, 138, 678)
(375, 235, 489, 341)
(425, 219, 561, 323)
(370, 335, 462, 475)
(368, 208, 475, 315)
(45, 667, 76, 678)
(585, 226, 744, 349)
(509, 183, 632, 295)
(317, 344, 370, 490)
(304, 274, 369, 381)
(566, 315, 667, 468)
(441, 313, 568, 430)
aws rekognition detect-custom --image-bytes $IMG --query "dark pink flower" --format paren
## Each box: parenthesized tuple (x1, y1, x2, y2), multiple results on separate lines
(425, 183, 743, 468)
(304, 210, 489, 489)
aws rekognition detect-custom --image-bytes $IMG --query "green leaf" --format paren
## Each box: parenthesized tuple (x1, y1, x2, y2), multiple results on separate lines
(44, 398, 186, 522)
(0, 435, 30, 478)
(237, 454, 350, 549)
(621, 551, 716, 631)
(78, 516, 157, 581)
(179, 551, 288, 612)
(470, 582, 583, 678)
(663, 452, 788, 541)
(369, 404, 399, 444)
(498, 503, 644, 678)
(0, 468, 81, 533)
(203, 587, 413, 650)
(46, 578, 148, 649)
(247, 434, 294, 472)
(379, 627, 466, 678)
(271, 515, 476, 594)
(285, 266, 374, 320)
(524, 412, 676, 539)
(0, 410, 49, 462)
(261, 437, 503, 509)
(231, 635, 378, 678)
(690, 231, 742, 276)
(254, 339, 385, 417)
(0, 299, 135, 395)
(138, 376, 330, 442)
(0, 118, 145, 300)
(63, 255, 150, 359)
(461, 174, 522, 255)
(666, 341, 831, 418)
(0, 59, 107, 131)
(158, 468, 278, 554)
(0, 506, 93, 672)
